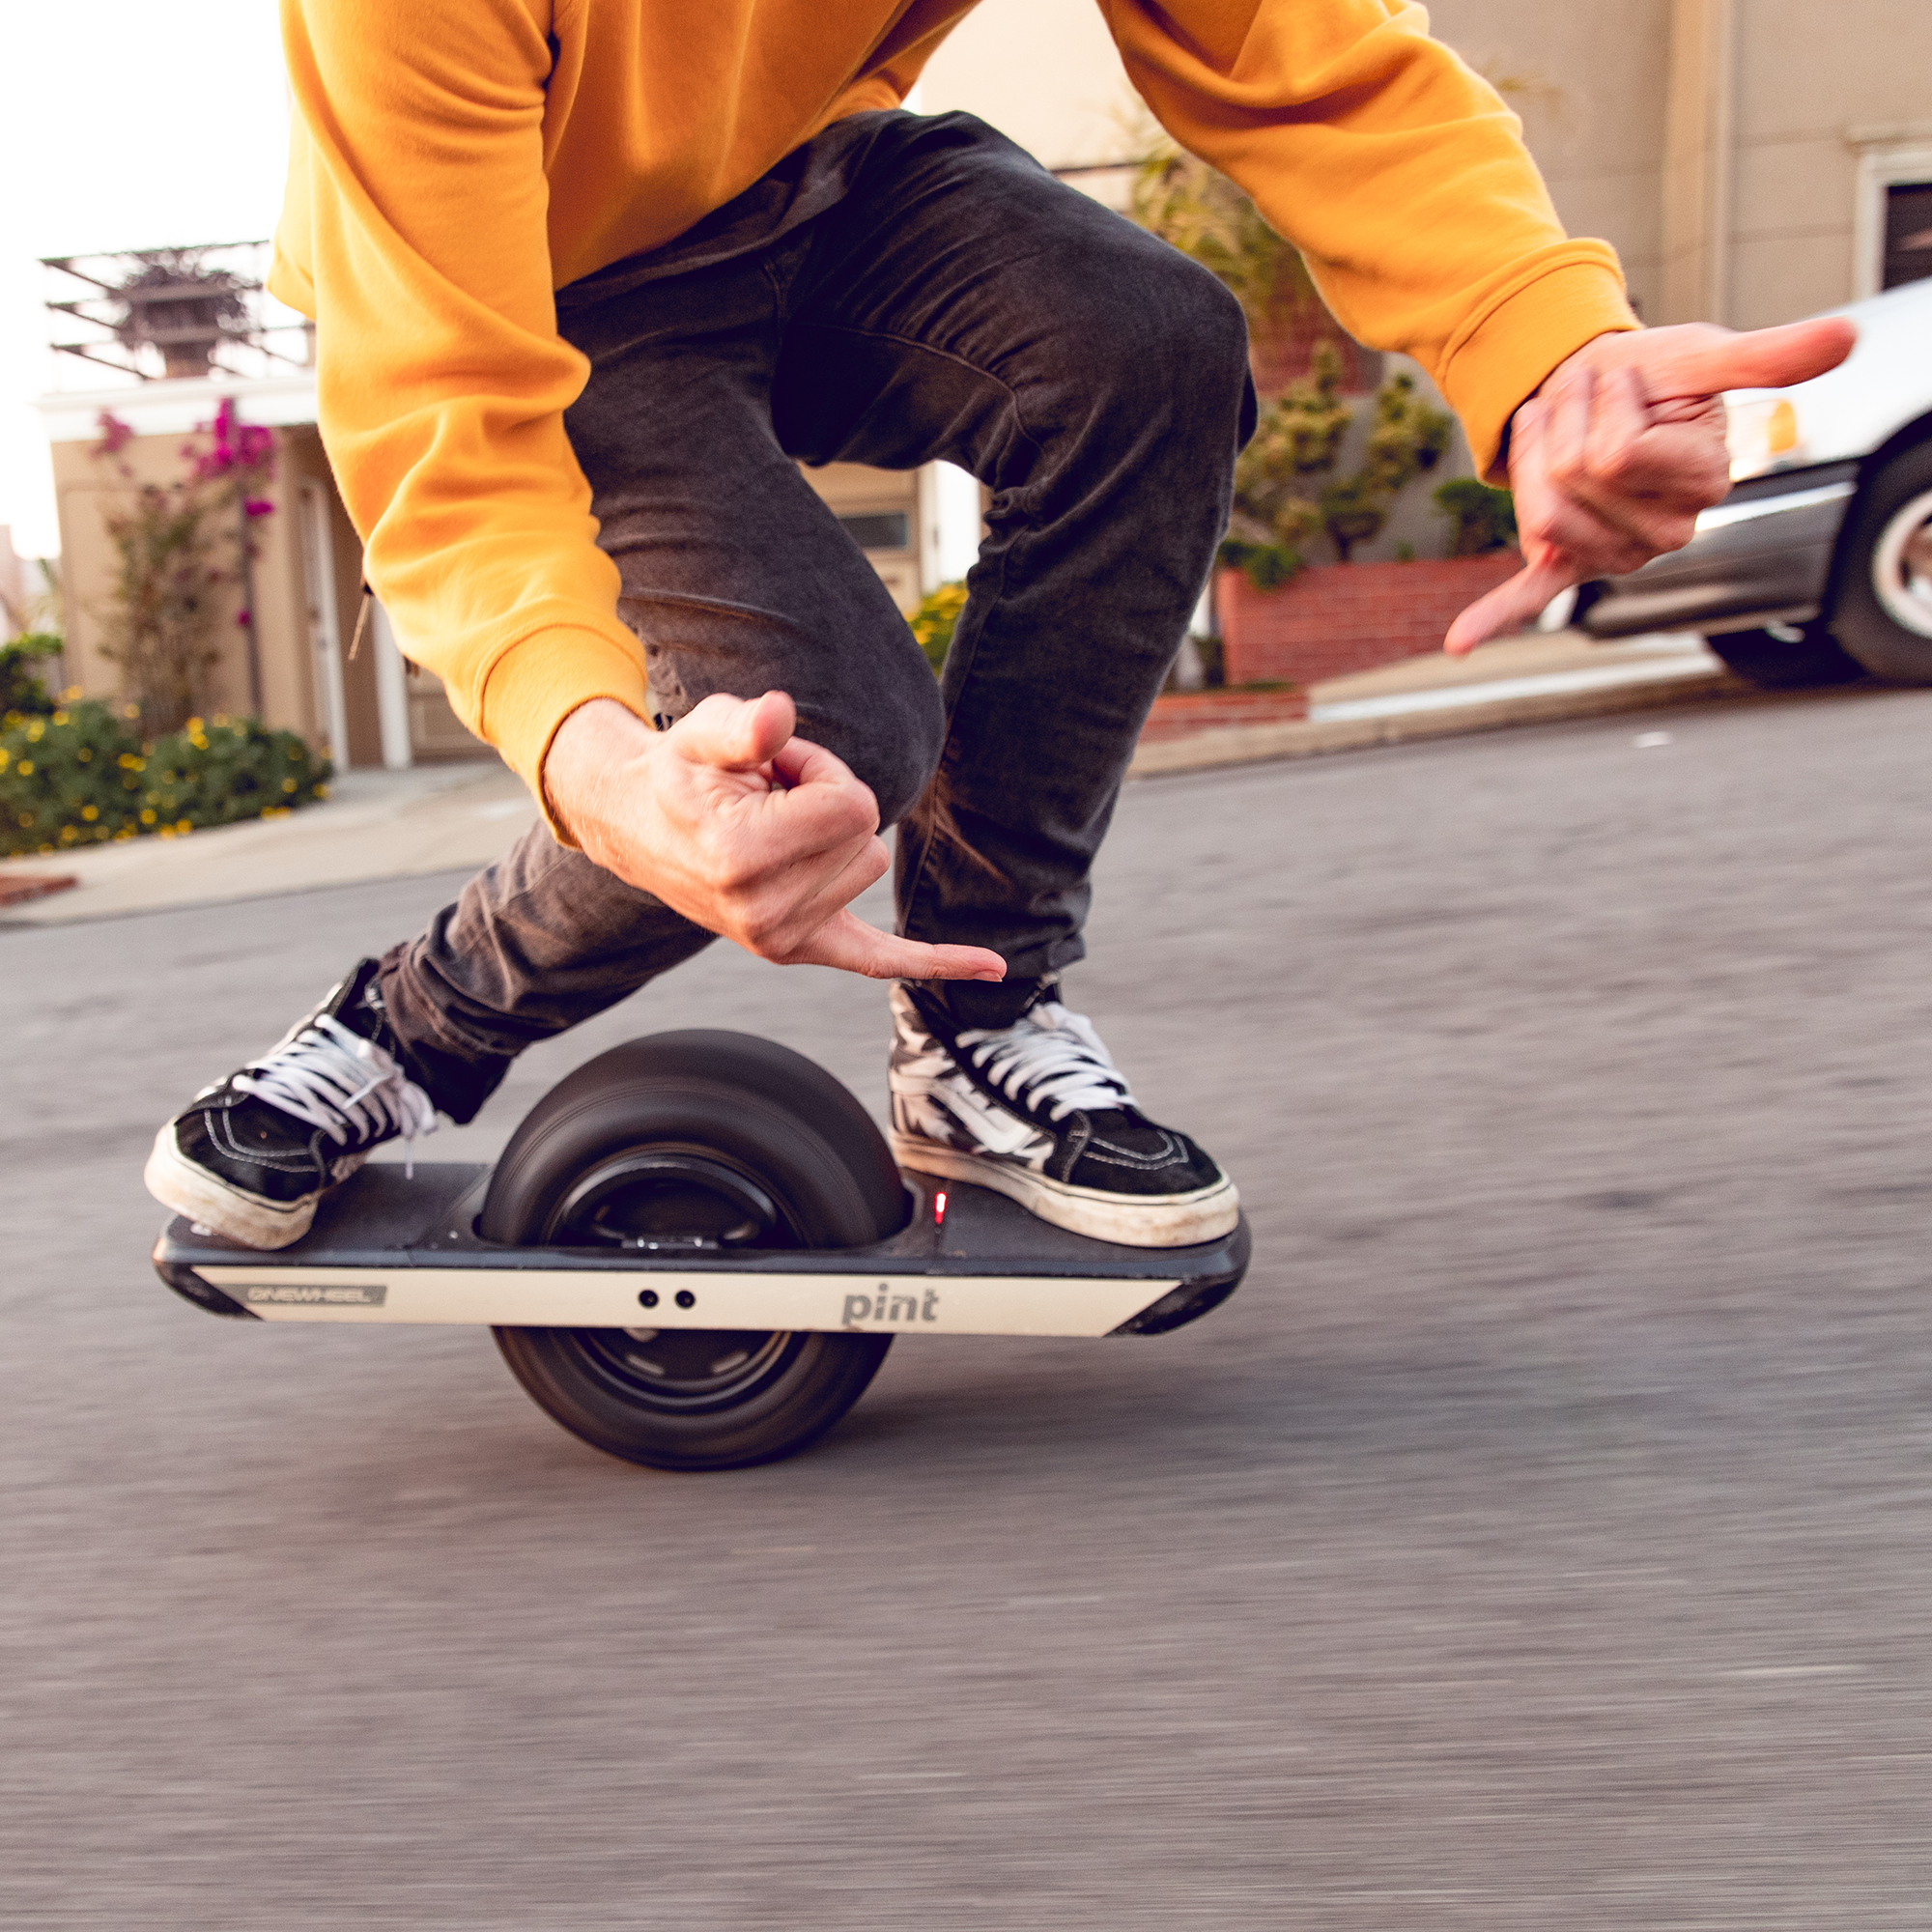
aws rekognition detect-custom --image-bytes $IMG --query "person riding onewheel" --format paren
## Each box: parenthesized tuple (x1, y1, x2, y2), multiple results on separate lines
(145, 0, 1853, 1254)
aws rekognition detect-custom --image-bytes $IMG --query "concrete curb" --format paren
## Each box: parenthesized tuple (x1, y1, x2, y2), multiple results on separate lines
(1127, 669, 1747, 778)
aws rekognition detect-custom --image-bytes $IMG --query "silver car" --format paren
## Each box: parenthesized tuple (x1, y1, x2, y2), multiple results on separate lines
(1579, 277, 1932, 687)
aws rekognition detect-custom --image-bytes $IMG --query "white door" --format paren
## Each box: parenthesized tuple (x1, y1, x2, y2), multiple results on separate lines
(298, 481, 351, 766)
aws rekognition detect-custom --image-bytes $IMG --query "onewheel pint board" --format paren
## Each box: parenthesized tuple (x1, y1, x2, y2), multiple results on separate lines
(154, 1030, 1250, 1471)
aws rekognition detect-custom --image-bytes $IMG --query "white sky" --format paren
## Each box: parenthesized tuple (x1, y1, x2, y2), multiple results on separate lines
(0, 0, 289, 560)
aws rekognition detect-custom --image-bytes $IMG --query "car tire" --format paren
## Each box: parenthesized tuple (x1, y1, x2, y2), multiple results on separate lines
(1703, 622, 1864, 690)
(1830, 440, 1932, 684)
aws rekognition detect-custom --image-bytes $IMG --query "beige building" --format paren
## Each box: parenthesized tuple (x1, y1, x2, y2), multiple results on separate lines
(35, 0, 1931, 765)
(927, 0, 1932, 327)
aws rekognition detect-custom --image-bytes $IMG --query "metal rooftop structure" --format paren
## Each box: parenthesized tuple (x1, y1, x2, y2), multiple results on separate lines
(43, 242, 313, 388)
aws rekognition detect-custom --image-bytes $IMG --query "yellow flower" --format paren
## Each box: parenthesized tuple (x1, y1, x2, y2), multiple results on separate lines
(76, 747, 93, 763)
(176, 819, 192, 835)
(0, 750, 9, 771)
(80, 805, 98, 822)
(185, 717, 203, 733)
(16, 760, 32, 777)
(139, 810, 156, 825)
(51, 710, 68, 725)
(281, 777, 298, 792)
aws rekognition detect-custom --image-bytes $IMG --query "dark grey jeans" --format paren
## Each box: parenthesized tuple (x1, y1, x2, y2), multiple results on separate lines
(380, 112, 1254, 1122)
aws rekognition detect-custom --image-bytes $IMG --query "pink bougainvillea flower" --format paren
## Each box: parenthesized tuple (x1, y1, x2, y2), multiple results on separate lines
(243, 497, 274, 518)
(93, 412, 134, 456)
(235, 610, 252, 627)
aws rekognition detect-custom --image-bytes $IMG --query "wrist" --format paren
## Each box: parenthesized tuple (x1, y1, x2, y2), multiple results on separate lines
(541, 698, 654, 847)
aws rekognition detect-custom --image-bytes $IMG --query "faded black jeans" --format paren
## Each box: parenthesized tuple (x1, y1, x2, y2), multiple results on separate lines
(379, 112, 1255, 1122)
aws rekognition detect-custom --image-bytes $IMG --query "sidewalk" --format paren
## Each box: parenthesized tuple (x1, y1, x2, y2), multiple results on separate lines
(1130, 628, 1726, 775)
(0, 630, 1765, 926)
(0, 760, 536, 927)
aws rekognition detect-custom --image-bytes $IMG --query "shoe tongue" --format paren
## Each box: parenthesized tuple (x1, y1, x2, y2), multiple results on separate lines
(932, 975, 1055, 1033)
(320, 958, 390, 1045)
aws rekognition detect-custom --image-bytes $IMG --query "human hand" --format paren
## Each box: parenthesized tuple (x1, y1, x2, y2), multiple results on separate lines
(542, 694, 1007, 982)
(1443, 317, 1858, 654)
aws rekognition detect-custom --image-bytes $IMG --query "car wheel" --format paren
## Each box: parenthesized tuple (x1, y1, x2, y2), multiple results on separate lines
(1704, 621, 1864, 690)
(1830, 441, 1932, 683)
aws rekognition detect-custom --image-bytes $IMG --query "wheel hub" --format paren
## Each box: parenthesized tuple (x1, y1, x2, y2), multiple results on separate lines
(546, 1149, 786, 1252)
(1873, 486, 1932, 639)
(541, 1144, 808, 1413)
(581, 1324, 799, 1407)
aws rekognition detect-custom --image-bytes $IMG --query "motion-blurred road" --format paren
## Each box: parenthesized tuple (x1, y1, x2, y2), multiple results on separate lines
(8, 688, 1932, 1928)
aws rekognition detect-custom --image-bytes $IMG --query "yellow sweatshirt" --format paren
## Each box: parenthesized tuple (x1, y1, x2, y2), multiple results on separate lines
(272, 0, 1634, 800)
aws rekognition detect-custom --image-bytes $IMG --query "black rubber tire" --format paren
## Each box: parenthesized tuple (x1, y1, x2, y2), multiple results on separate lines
(1704, 622, 1864, 690)
(1829, 440, 1932, 684)
(484, 1031, 903, 1472)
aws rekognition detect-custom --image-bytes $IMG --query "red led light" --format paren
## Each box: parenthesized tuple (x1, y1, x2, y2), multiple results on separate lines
(934, 1189, 948, 1225)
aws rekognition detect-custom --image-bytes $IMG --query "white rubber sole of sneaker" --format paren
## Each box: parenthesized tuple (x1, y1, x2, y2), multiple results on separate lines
(144, 1126, 322, 1252)
(891, 1134, 1240, 1249)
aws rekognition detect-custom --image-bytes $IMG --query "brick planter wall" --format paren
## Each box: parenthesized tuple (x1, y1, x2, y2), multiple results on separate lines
(1140, 686, 1309, 745)
(1216, 552, 1522, 688)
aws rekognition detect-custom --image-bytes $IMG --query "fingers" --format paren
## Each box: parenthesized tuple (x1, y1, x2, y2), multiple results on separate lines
(1505, 388, 1649, 574)
(785, 909, 1009, 981)
(767, 728, 872, 802)
(1501, 351, 1721, 618)
(1636, 316, 1857, 401)
(1543, 364, 1721, 518)
(670, 690, 797, 771)
(751, 734, 883, 860)
(1444, 554, 1577, 655)
(1662, 317, 1855, 400)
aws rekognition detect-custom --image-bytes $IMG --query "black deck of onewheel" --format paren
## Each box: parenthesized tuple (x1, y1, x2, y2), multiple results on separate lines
(155, 1163, 1250, 1334)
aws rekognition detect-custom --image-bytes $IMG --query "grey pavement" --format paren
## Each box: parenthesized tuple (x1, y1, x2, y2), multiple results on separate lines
(7, 683, 1932, 1926)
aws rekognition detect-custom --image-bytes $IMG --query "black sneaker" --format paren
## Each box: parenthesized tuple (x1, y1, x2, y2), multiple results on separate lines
(144, 959, 437, 1250)
(888, 981, 1239, 1247)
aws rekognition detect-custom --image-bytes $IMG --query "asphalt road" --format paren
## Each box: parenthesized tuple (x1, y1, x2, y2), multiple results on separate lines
(8, 686, 1932, 1928)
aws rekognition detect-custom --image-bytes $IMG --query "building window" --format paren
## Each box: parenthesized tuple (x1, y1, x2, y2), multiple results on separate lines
(1850, 131, 1932, 298)
(838, 511, 910, 553)
(1883, 182, 1932, 291)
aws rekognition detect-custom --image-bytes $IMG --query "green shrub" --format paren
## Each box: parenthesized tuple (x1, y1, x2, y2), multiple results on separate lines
(1, 634, 64, 716)
(0, 702, 330, 859)
(1434, 478, 1519, 556)
(1230, 348, 1455, 567)
(907, 581, 969, 673)
(1216, 538, 1305, 592)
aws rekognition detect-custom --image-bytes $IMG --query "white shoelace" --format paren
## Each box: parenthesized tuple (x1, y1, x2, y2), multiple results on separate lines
(957, 1002, 1137, 1122)
(233, 1013, 438, 1175)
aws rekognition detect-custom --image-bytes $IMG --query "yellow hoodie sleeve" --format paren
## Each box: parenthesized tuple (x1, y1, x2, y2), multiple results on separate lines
(275, 0, 650, 810)
(275, 0, 1634, 817)
(1103, 0, 1638, 473)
